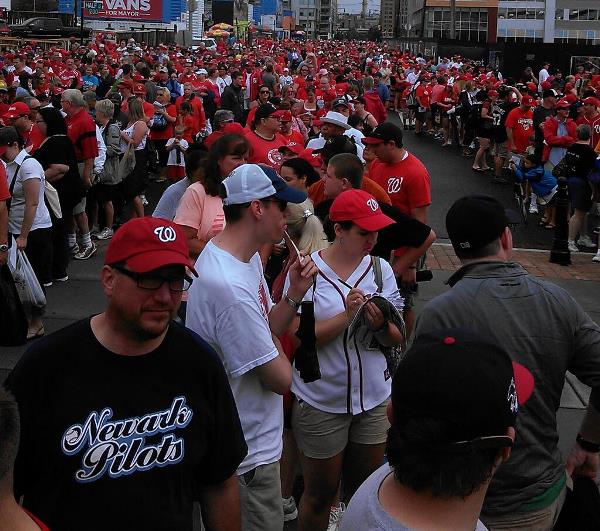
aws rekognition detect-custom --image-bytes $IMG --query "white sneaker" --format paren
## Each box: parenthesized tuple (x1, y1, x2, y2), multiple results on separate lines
(568, 240, 579, 253)
(282, 496, 298, 522)
(327, 502, 346, 531)
(95, 227, 114, 240)
(529, 202, 538, 215)
(593, 252, 600, 262)
(74, 242, 97, 260)
(577, 235, 596, 248)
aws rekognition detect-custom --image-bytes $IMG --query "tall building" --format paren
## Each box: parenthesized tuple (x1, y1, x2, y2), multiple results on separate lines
(292, 0, 336, 38)
(408, 0, 498, 43)
(498, 1, 600, 44)
(380, 0, 398, 38)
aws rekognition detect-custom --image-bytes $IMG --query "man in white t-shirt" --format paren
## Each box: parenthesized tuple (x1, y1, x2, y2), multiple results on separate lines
(342, 329, 534, 531)
(185, 163, 318, 531)
(538, 61, 550, 92)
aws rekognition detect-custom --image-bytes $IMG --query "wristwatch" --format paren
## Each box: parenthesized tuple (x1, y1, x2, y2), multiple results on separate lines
(285, 294, 302, 311)
(0, 244, 8, 252)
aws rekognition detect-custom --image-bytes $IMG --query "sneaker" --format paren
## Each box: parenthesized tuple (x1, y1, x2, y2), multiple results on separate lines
(577, 235, 596, 248)
(74, 243, 97, 260)
(593, 252, 600, 262)
(53, 275, 69, 283)
(282, 496, 298, 522)
(327, 502, 346, 531)
(90, 225, 100, 237)
(95, 227, 114, 240)
(529, 203, 539, 215)
(42, 281, 53, 287)
(568, 240, 579, 253)
(594, 226, 600, 235)
(69, 243, 80, 256)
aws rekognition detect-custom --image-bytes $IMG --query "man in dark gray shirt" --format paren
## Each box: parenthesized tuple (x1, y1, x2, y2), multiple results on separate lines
(342, 328, 533, 531)
(414, 195, 600, 530)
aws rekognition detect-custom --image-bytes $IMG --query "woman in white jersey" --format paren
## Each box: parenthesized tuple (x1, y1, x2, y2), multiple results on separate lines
(120, 98, 148, 218)
(286, 189, 404, 529)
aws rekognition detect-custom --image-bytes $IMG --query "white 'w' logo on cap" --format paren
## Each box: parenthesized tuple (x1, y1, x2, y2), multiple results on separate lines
(366, 198, 379, 212)
(154, 226, 177, 243)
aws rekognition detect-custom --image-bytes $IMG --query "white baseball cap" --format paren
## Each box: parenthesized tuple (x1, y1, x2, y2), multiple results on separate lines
(222, 164, 307, 206)
(321, 111, 351, 130)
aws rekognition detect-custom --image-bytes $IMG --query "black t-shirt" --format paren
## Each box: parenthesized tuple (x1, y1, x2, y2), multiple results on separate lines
(34, 134, 85, 210)
(5, 318, 247, 531)
(492, 101, 517, 143)
(315, 199, 431, 261)
(563, 142, 598, 179)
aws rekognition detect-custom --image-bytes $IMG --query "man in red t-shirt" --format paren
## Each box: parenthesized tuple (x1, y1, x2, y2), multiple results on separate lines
(0, 161, 9, 265)
(63, 89, 99, 260)
(149, 86, 178, 181)
(244, 104, 288, 168)
(505, 95, 536, 154)
(279, 111, 305, 145)
(414, 76, 431, 135)
(577, 97, 600, 149)
(58, 57, 82, 89)
(363, 122, 431, 335)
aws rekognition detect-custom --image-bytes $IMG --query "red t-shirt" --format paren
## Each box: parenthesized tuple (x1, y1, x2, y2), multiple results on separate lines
(369, 153, 431, 216)
(244, 130, 288, 168)
(175, 95, 206, 128)
(65, 108, 98, 162)
(0, 162, 10, 201)
(24, 509, 50, 531)
(505, 107, 534, 153)
(282, 129, 305, 146)
(58, 67, 82, 88)
(149, 103, 177, 141)
(577, 113, 600, 151)
(415, 84, 430, 108)
(26, 123, 45, 153)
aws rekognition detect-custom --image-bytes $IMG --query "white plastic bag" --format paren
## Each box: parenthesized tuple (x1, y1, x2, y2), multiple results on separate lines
(11, 249, 46, 311)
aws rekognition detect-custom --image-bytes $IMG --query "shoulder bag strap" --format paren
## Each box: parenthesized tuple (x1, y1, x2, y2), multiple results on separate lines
(371, 255, 383, 294)
(5, 160, 26, 213)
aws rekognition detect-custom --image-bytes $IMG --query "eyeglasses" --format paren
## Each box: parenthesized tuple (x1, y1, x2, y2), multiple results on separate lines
(113, 265, 192, 292)
(261, 198, 288, 212)
(260, 90, 270, 94)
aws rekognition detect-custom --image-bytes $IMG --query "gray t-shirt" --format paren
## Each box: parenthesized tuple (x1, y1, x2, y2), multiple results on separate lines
(152, 178, 190, 220)
(341, 463, 488, 530)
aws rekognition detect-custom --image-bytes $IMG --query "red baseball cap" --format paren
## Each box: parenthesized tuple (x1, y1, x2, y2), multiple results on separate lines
(3, 102, 31, 120)
(133, 83, 146, 94)
(279, 141, 303, 155)
(583, 97, 599, 107)
(526, 82, 537, 92)
(556, 99, 571, 109)
(279, 110, 293, 122)
(298, 148, 322, 168)
(117, 79, 134, 91)
(221, 122, 246, 135)
(329, 190, 395, 232)
(521, 95, 537, 107)
(105, 217, 197, 276)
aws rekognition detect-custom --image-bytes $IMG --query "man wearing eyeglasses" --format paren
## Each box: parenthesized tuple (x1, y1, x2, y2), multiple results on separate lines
(4, 217, 248, 531)
(245, 104, 289, 168)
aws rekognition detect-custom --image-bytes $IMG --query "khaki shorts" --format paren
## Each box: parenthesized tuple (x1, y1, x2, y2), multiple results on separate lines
(291, 397, 390, 459)
(238, 462, 283, 531)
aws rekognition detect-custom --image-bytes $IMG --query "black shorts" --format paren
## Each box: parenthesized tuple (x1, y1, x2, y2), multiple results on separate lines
(568, 177, 593, 211)
(153, 139, 169, 167)
(121, 150, 148, 201)
(90, 183, 117, 205)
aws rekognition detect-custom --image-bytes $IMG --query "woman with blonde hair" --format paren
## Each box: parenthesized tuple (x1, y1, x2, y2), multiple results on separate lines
(120, 98, 149, 218)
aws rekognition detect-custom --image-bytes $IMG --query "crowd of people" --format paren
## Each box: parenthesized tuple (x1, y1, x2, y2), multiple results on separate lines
(0, 34, 600, 531)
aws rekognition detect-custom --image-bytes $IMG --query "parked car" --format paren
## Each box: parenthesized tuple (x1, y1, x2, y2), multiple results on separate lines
(9, 17, 91, 39)
(0, 19, 9, 35)
(192, 38, 217, 52)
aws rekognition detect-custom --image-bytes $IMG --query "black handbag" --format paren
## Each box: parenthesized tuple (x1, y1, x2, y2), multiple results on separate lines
(0, 263, 28, 346)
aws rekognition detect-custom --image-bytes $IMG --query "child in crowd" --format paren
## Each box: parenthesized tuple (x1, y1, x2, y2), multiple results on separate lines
(165, 125, 189, 182)
(511, 152, 558, 228)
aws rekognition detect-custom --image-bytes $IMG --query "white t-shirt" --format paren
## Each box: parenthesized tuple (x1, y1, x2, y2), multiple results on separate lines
(5, 151, 51, 234)
(185, 240, 283, 475)
(166, 137, 189, 167)
(285, 252, 397, 414)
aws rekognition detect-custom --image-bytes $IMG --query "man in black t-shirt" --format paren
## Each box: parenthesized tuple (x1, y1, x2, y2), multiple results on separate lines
(491, 87, 518, 184)
(5, 217, 247, 531)
(316, 153, 436, 277)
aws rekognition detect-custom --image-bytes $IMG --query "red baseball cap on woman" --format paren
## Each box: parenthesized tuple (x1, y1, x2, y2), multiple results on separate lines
(329, 190, 395, 232)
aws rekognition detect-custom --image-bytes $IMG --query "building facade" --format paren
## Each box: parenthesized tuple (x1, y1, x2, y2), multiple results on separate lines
(498, 0, 600, 44)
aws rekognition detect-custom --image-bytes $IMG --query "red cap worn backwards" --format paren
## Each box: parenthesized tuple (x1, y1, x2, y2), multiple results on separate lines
(330, 189, 395, 232)
(105, 217, 198, 276)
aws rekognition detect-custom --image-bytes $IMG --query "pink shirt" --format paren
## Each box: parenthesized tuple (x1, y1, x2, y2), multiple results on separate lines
(430, 83, 446, 104)
(174, 182, 225, 244)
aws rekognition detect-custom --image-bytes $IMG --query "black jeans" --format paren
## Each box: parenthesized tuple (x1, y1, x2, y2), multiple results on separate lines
(50, 208, 71, 279)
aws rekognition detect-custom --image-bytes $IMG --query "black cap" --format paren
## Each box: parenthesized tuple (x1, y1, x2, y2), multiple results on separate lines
(542, 88, 558, 99)
(446, 195, 508, 253)
(332, 97, 349, 109)
(392, 328, 534, 452)
(362, 122, 403, 147)
(254, 103, 284, 123)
